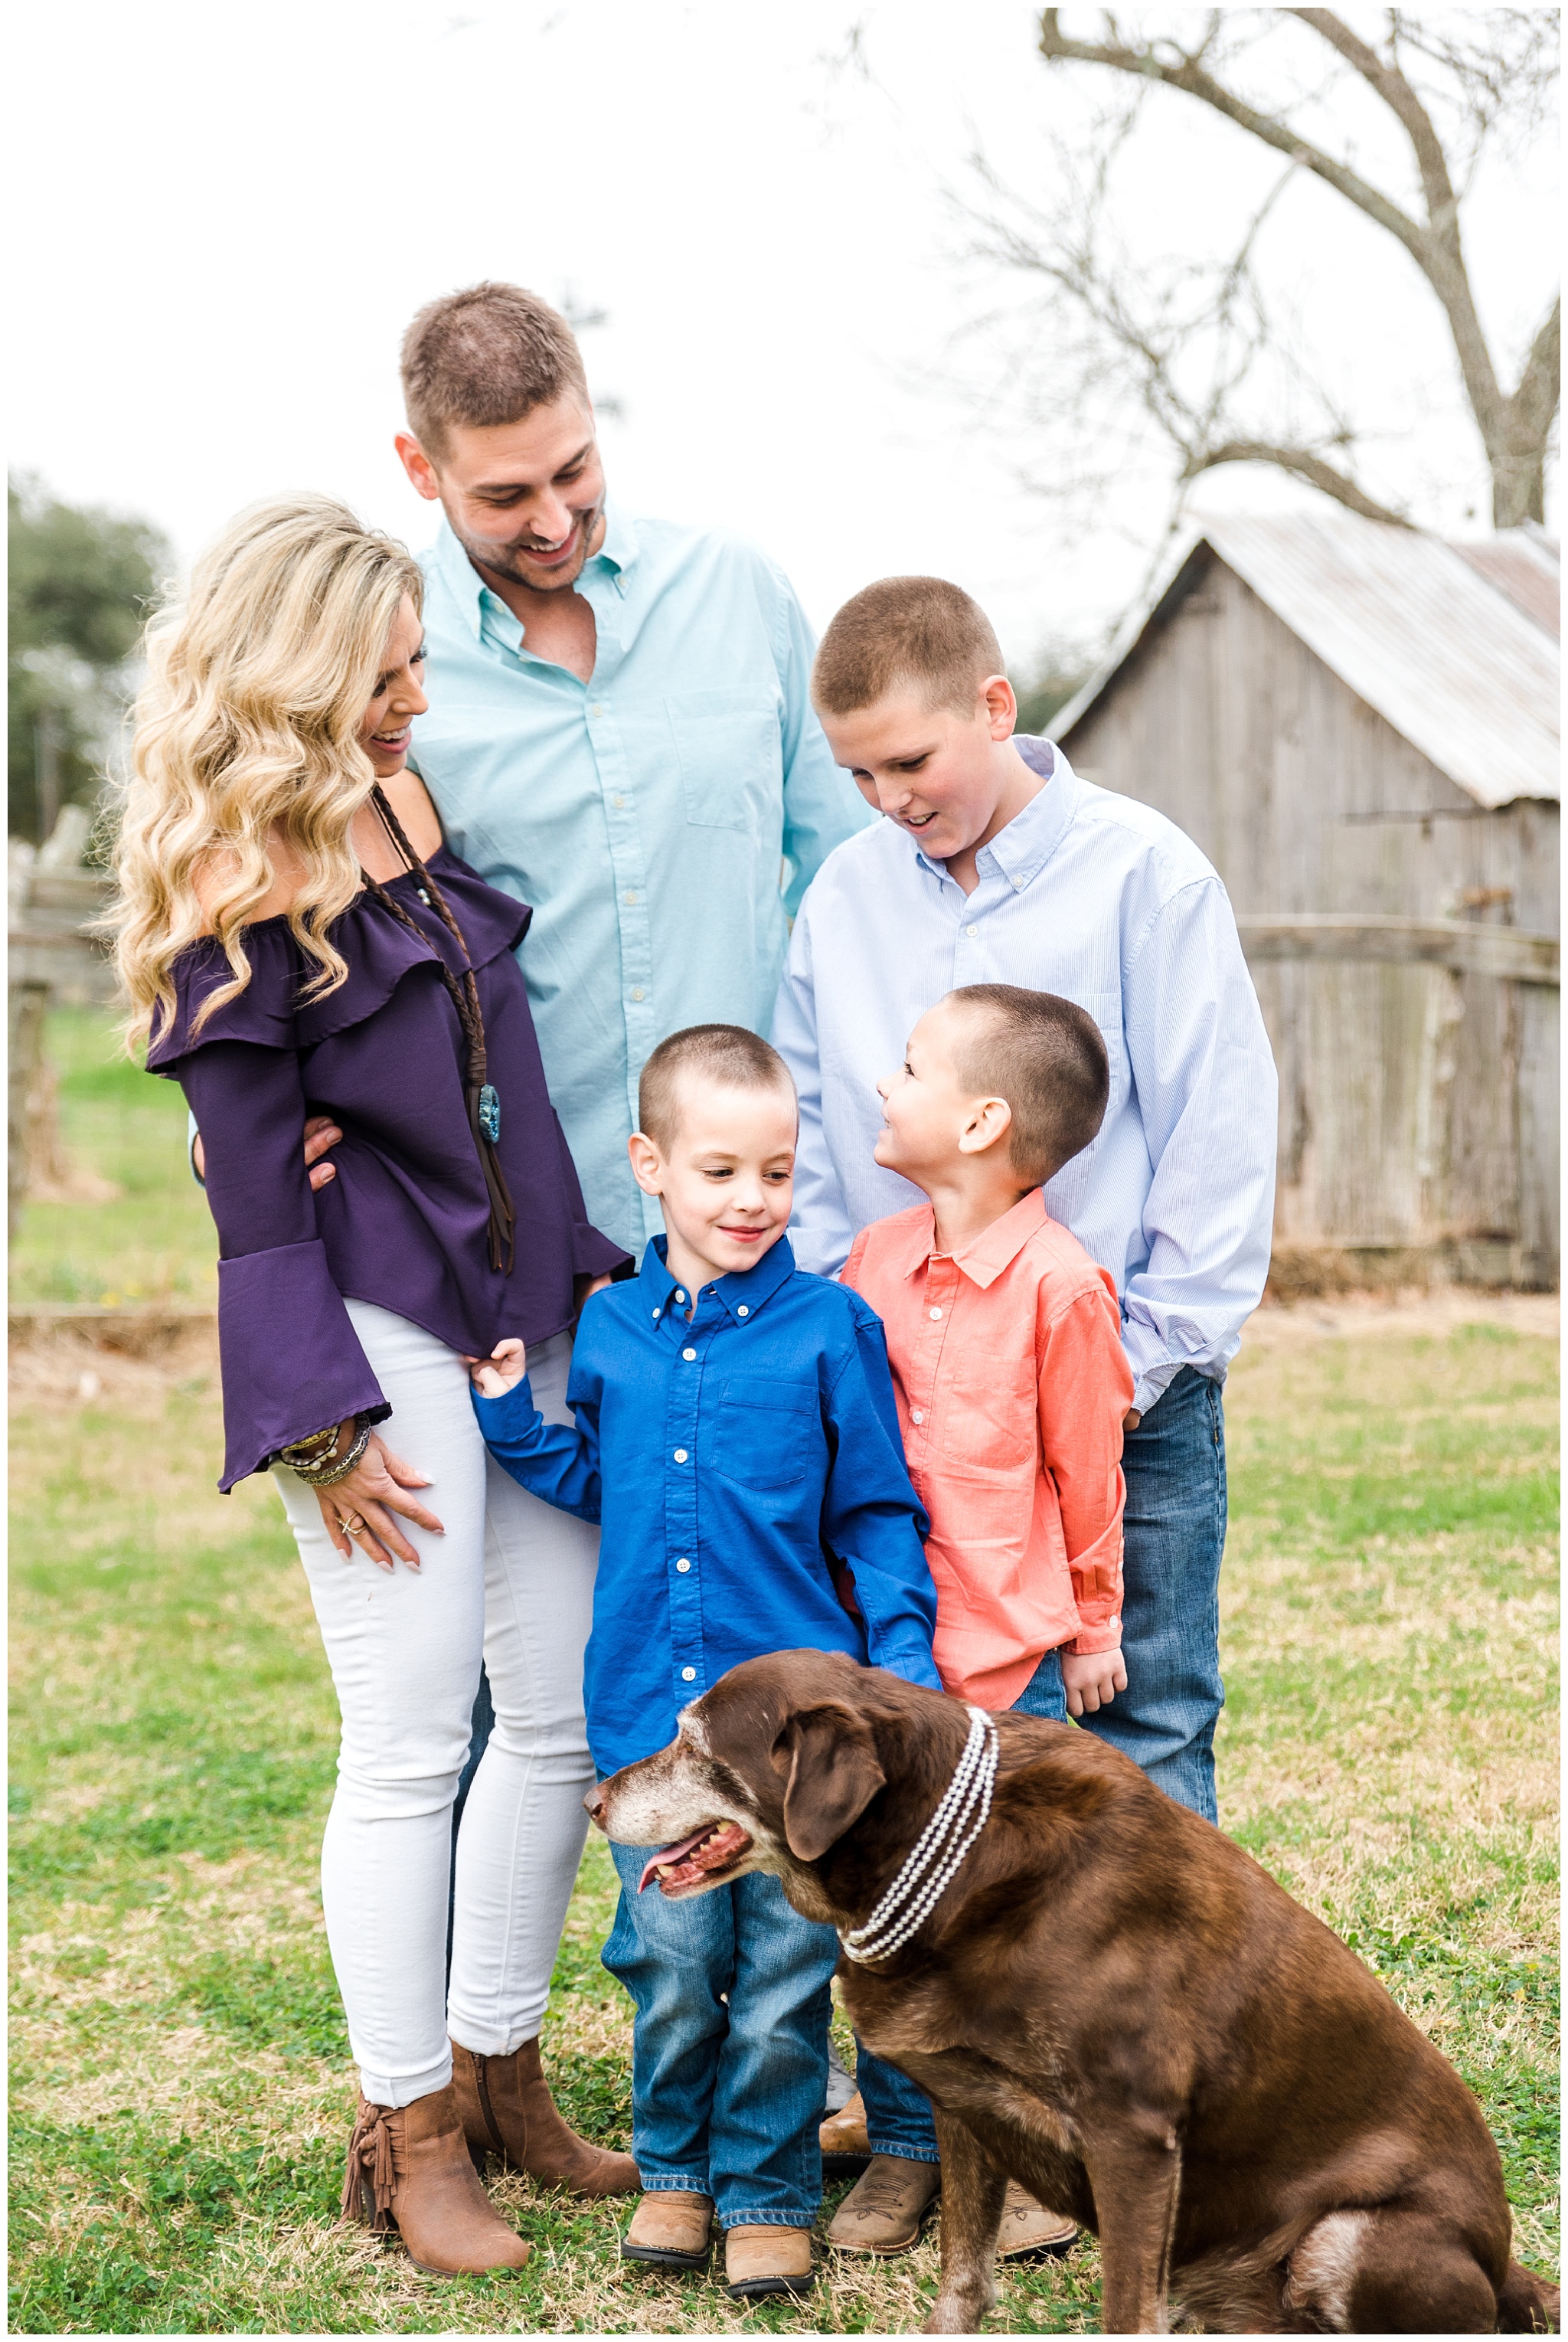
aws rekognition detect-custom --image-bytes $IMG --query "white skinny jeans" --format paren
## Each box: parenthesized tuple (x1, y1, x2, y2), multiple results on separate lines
(275, 1300, 598, 2107)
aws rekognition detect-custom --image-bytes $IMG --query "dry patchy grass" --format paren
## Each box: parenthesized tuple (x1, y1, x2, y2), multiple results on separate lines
(9, 1304, 1558, 2332)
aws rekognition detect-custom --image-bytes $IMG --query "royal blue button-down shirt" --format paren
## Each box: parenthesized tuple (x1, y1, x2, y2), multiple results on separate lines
(472, 1233, 941, 1778)
(412, 509, 874, 1258)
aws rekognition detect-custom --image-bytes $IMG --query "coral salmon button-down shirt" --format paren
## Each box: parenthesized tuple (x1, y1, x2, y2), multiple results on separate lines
(842, 1190, 1134, 1710)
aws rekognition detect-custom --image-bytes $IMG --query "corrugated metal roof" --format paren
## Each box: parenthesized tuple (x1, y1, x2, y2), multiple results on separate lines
(1054, 506, 1560, 809)
(1450, 528, 1560, 639)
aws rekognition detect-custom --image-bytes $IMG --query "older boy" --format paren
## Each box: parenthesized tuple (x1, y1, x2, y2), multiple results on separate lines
(776, 580, 1275, 2249)
(466, 1025, 940, 2304)
(775, 575, 1275, 1820)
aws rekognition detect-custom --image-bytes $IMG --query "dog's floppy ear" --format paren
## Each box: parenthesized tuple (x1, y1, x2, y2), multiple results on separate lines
(772, 1703, 887, 1862)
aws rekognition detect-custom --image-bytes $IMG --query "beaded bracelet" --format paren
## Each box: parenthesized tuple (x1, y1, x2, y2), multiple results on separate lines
(278, 1413, 372, 1488)
(277, 1422, 341, 1470)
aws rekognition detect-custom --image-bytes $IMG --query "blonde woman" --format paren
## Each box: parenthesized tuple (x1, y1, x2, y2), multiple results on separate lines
(115, 497, 637, 2275)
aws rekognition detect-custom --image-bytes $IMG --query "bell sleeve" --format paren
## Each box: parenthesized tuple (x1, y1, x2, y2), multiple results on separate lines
(169, 1037, 389, 1492)
(554, 1111, 635, 1283)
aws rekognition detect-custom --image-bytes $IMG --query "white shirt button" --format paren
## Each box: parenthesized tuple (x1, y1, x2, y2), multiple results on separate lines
(673, 1448, 689, 1464)
(652, 1307, 661, 1319)
(1013, 875, 1025, 890)
(612, 793, 626, 808)
(737, 1305, 749, 1317)
(591, 702, 604, 717)
(911, 1408, 924, 1424)
(676, 1557, 691, 1573)
(966, 922, 978, 937)
(631, 986, 645, 1003)
(929, 1306, 942, 1320)
(624, 890, 639, 906)
(681, 1666, 697, 1681)
(675, 1290, 686, 1303)
(682, 1347, 697, 1362)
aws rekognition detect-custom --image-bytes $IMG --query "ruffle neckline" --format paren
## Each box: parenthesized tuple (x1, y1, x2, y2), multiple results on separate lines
(147, 851, 531, 1068)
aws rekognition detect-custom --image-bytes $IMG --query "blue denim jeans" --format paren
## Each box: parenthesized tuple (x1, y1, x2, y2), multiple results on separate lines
(603, 1841, 839, 2227)
(856, 1367, 1227, 2160)
(1081, 1365, 1227, 1822)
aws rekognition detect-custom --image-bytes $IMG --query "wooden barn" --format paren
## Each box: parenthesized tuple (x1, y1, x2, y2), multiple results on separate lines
(1052, 508, 1560, 1290)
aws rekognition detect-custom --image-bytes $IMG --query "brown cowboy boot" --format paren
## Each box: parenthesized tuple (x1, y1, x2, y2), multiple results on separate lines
(725, 2223, 816, 2300)
(451, 2037, 639, 2195)
(996, 2177, 1078, 2259)
(827, 2154, 941, 2255)
(340, 2085, 531, 2275)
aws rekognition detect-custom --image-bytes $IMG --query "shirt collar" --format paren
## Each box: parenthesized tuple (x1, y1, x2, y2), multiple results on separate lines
(596, 499, 639, 580)
(430, 499, 641, 643)
(900, 1188, 1047, 1290)
(910, 737, 1083, 895)
(637, 1231, 797, 1323)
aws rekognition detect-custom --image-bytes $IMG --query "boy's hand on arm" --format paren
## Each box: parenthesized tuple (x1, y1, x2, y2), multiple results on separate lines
(1061, 1643, 1128, 1719)
(191, 1113, 343, 1193)
(465, 1338, 527, 1398)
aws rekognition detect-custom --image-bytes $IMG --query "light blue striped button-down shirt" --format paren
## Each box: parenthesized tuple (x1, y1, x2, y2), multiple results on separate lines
(411, 509, 872, 1255)
(771, 740, 1278, 1415)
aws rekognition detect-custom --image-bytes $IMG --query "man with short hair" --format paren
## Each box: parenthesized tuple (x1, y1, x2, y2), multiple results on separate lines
(396, 280, 869, 1255)
(384, 284, 867, 2187)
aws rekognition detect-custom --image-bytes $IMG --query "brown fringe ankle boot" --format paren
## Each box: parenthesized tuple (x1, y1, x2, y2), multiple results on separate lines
(452, 2036, 639, 2196)
(341, 2084, 531, 2274)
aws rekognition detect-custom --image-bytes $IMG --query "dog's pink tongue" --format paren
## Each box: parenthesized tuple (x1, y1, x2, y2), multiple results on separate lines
(637, 1827, 715, 1896)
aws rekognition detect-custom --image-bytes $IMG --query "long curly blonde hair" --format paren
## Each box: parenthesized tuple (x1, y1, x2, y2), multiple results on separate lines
(112, 495, 425, 1052)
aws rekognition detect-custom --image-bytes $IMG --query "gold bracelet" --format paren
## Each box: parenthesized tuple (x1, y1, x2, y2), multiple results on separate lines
(283, 1415, 373, 1489)
(279, 1423, 342, 1467)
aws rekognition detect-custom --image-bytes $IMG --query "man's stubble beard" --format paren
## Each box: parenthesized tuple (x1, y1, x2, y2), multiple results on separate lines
(452, 501, 606, 596)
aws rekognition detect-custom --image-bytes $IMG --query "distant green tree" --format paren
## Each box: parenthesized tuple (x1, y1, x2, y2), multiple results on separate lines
(8, 474, 172, 843)
(1012, 649, 1092, 737)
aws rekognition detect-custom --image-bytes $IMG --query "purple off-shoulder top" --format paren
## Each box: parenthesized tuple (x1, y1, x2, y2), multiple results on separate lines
(147, 848, 631, 1491)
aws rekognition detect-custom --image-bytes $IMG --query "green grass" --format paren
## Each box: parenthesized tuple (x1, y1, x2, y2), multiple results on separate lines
(9, 1006, 217, 1306)
(7, 1040, 1560, 2327)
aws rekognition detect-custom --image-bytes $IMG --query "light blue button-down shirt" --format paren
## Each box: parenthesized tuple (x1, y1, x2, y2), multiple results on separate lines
(411, 509, 872, 1255)
(771, 740, 1278, 1416)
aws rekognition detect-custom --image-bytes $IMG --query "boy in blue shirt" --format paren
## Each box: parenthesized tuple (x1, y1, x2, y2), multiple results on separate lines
(467, 1022, 939, 2303)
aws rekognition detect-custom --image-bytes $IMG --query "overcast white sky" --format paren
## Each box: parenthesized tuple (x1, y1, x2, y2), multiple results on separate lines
(11, 2, 1559, 669)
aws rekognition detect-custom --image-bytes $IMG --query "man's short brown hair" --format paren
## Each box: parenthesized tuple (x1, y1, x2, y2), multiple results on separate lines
(638, 1025, 797, 1152)
(400, 283, 590, 458)
(946, 984, 1109, 1187)
(812, 576, 1004, 718)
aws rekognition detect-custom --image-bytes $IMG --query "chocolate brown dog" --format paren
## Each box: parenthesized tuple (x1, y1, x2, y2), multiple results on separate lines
(586, 1649, 1559, 2335)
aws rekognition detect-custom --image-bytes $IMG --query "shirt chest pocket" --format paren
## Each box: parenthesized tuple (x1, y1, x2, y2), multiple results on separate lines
(665, 691, 783, 835)
(710, 1375, 818, 1488)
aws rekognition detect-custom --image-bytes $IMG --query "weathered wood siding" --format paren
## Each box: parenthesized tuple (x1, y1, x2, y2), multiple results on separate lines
(1059, 553, 1560, 1284)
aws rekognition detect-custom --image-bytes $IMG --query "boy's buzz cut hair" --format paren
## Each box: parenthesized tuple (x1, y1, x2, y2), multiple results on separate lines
(946, 984, 1109, 1188)
(812, 576, 1004, 718)
(400, 282, 590, 460)
(638, 1025, 797, 1152)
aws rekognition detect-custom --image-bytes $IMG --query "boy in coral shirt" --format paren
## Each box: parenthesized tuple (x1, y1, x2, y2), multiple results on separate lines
(829, 980, 1132, 2259)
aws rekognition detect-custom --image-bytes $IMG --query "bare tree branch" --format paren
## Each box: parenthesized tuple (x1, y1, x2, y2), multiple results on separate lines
(1511, 295, 1562, 450)
(1033, 7, 1559, 525)
(1183, 441, 1413, 525)
(1288, 10, 1506, 453)
(1037, 10, 1429, 257)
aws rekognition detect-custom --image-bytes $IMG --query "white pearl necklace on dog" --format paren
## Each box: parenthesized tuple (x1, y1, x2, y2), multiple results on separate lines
(838, 1705, 1000, 1964)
